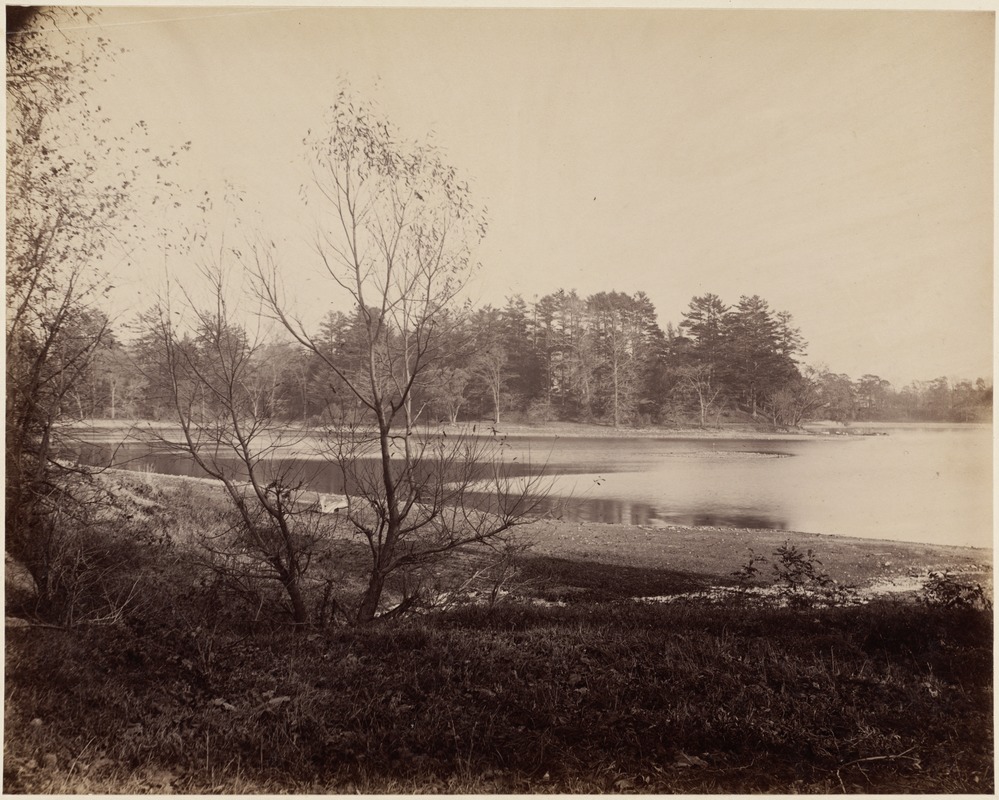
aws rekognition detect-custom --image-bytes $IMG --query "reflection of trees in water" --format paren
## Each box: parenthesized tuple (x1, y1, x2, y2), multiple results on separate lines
(524, 493, 787, 530)
(76, 444, 340, 493)
(77, 443, 789, 530)
(686, 512, 788, 530)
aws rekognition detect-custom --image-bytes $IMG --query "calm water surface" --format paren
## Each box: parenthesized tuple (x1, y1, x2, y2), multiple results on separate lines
(510, 426, 992, 548)
(85, 425, 992, 548)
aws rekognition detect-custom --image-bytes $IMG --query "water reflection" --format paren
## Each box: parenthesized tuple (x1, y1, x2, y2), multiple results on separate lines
(534, 494, 788, 530)
(71, 425, 993, 548)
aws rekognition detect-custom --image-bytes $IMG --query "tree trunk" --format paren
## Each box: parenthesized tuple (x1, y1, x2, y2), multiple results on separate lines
(285, 572, 309, 626)
(360, 410, 401, 624)
(357, 568, 387, 623)
(612, 362, 620, 428)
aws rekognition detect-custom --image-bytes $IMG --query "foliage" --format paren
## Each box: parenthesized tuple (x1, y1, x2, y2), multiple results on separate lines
(771, 541, 833, 591)
(734, 542, 858, 608)
(5, 473, 991, 792)
(731, 547, 769, 584)
(72, 290, 991, 429)
(763, 375, 823, 429)
(5, 7, 187, 605)
(920, 571, 992, 611)
(813, 369, 992, 424)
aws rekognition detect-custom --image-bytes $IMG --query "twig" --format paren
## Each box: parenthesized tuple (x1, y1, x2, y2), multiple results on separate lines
(836, 746, 919, 789)
(840, 746, 917, 769)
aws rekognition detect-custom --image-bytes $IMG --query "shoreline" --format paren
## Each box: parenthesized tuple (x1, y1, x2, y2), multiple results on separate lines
(94, 467, 992, 598)
(515, 516, 991, 591)
(63, 417, 978, 448)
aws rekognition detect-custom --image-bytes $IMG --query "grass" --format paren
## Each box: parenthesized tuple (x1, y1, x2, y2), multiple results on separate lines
(4, 470, 993, 793)
(5, 601, 992, 793)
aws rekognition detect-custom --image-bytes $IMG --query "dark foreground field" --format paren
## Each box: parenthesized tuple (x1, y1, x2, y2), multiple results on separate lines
(4, 472, 993, 793)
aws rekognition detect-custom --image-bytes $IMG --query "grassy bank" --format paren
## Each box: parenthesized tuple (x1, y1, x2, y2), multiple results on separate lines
(4, 470, 993, 793)
(5, 603, 992, 793)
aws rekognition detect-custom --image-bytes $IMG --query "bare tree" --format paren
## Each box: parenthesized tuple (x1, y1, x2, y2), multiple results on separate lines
(141, 264, 337, 627)
(476, 343, 508, 424)
(424, 361, 474, 424)
(468, 308, 509, 424)
(764, 376, 823, 430)
(255, 88, 548, 623)
(678, 364, 725, 428)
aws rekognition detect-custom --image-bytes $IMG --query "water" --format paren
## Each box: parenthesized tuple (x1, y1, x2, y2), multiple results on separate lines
(510, 426, 993, 548)
(77, 424, 993, 549)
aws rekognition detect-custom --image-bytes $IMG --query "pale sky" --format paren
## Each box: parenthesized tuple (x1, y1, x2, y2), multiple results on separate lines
(39, 5, 995, 387)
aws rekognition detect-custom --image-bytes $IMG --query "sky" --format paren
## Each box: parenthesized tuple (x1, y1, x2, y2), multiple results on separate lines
(30, 4, 995, 387)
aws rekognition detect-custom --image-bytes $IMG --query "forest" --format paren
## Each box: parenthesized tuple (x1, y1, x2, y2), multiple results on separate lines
(71, 290, 990, 430)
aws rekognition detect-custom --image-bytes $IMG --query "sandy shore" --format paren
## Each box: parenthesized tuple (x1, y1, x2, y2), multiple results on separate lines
(64, 418, 876, 452)
(514, 517, 992, 596)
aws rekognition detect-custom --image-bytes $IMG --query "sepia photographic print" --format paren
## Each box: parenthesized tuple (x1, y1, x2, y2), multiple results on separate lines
(5, 2, 994, 793)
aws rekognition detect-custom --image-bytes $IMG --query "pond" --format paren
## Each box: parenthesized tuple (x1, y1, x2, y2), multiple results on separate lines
(78, 424, 992, 548)
(505, 426, 992, 548)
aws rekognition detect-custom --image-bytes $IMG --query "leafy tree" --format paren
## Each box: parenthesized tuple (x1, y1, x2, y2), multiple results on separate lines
(501, 295, 545, 410)
(921, 377, 952, 421)
(77, 332, 146, 420)
(586, 291, 663, 427)
(531, 289, 593, 417)
(855, 374, 893, 421)
(812, 368, 857, 422)
(634, 293, 671, 423)
(468, 306, 508, 423)
(763, 376, 822, 430)
(679, 293, 729, 368)
(5, 7, 185, 603)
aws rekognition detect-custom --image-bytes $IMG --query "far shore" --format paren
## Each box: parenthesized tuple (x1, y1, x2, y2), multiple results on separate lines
(62, 416, 949, 448)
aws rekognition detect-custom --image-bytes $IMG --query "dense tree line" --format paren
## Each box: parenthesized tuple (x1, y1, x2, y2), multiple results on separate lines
(71, 291, 991, 429)
(811, 371, 992, 424)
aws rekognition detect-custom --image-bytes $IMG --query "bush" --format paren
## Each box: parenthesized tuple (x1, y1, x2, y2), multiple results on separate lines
(9, 514, 163, 626)
(920, 571, 992, 611)
(733, 542, 858, 608)
(525, 400, 555, 424)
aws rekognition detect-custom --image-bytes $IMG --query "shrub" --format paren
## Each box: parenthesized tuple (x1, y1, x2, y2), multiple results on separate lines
(734, 542, 857, 608)
(920, 571, 992, 611)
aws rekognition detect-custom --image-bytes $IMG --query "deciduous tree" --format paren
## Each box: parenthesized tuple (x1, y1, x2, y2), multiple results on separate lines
(255, 89, 548, 623)
(6, 7, 186, 603)
(142, 264, 336, 627)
